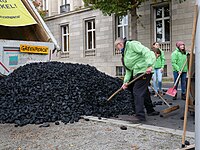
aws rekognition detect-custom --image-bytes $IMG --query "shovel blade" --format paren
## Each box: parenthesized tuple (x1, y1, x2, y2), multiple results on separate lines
(166, 87, 177, 97)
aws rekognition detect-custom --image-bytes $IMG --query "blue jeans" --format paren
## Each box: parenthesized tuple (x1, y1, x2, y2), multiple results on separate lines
(152, 68, 163, 93)
(173, 72, 187, 94)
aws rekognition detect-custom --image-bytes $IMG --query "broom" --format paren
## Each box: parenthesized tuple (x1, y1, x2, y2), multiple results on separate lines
(150, 85, 180, 115)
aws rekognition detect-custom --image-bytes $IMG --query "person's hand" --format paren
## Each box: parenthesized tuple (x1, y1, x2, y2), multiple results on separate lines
(178, 71, 182, 74)
(146, 67, 152, 74)
(122, 83, 128, 90)
(160, 68, 163, 73)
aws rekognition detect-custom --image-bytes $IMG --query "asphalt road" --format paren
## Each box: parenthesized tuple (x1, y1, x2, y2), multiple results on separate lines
(117, 82, 195, 132)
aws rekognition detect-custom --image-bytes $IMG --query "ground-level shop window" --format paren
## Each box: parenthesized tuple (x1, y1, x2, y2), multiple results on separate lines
(116, 66, 125, 77)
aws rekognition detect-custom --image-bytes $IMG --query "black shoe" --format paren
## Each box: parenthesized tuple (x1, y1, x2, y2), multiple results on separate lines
(147, 111, 160, 116)
(136, 115, 146, 121)
(181, 94, 186, 100)
(173, 94, 177, 100)
(129, 115, 146, 123)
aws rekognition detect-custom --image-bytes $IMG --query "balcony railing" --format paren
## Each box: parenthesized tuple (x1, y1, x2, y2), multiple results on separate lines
(114, 41, 171, 55)
(160, 42, 171, 52)
(115, 48, 121, 55)
(60, 4, 70, 13)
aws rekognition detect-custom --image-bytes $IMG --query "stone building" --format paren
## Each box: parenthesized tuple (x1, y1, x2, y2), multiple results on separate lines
(44, 0, 196, 78)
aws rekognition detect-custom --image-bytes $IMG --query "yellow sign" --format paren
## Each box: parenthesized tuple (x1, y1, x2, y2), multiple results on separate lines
(20, 44, 49, 54)
(0, 0, 37, 27)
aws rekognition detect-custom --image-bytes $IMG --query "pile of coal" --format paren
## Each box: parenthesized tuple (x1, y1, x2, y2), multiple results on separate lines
(0, 62, 134, 126)
(0, 73, 6, 80)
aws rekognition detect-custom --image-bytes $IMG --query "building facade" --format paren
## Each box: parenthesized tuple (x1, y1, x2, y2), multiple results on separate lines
(44, 0, 195, 78)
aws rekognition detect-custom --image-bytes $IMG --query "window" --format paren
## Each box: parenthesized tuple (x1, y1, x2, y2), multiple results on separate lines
(62, 0, 67, 5)
(60, 0, 70, 13)
(85, 19, 96, 56)
(116, 15, 128, 39)
(42, 0, 48, 11)
(61, 25, 69, 53)
(115, 15, 128, 55)
(116, 66, 126, 77)
(86, 19, 96, 50)
(154, 5, 170, 42)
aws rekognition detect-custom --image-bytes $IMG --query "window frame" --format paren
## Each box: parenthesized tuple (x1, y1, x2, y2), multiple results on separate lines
(62, 0, 67, 5)
(61, 24, 70, 53)
(85, 19, 96, 50)
(116, 15, 128, 39)
(116, 66, 126, 77)
(42, 0, 48, 11)
(154, 4, 170, 42)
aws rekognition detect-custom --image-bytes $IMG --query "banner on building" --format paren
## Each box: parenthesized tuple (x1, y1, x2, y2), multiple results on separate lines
(0, 0, 37, 27)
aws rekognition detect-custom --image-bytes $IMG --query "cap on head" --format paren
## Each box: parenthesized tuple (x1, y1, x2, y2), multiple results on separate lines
(176, 41, 185, 48)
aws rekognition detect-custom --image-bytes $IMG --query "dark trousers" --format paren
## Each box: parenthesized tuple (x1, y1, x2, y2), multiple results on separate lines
(128, 73, 155, 118)
(173, 71, 187, 94)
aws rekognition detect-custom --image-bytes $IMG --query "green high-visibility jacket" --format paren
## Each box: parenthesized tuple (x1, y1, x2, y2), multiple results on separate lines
(154, 49, 166, 69)
(171, 47, 188, 72)
(123, 41, 156, 83)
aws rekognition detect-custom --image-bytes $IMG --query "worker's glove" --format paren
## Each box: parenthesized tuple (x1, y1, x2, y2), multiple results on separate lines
(122, 83, 128, 90)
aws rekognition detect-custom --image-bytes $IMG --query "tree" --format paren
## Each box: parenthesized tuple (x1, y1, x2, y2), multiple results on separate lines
(83, 0, 187, 40)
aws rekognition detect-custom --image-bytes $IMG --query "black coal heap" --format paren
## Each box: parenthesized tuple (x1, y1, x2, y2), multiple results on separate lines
(0, 62, 134, 126)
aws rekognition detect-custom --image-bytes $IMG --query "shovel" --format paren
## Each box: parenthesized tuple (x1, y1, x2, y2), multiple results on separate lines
(166, 59, 187, 97)
(107, 73, 145, 101)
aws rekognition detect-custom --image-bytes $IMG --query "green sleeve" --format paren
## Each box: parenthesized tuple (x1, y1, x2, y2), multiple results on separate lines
(171, 52, 180, 71)
(124, 69, 132, 83)
(161, 50, 166, 69)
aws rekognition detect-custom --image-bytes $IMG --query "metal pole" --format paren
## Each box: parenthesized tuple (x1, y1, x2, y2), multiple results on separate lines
(196, 0, 200, 149)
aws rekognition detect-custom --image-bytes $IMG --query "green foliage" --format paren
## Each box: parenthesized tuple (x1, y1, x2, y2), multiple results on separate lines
(83, 0, 138, 16)
(38, 10, 48, 19)
(83, 0, 187, 16)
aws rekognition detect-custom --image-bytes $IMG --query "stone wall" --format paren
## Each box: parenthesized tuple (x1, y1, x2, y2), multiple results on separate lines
(46, 9, 121, 76)
(45, 0, 195, 78)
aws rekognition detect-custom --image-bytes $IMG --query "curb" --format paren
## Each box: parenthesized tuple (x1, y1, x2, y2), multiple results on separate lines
(82, 116, 195, 138)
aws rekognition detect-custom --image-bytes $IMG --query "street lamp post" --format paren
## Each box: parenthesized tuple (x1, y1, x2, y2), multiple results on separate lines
(195, 0, 200, 149)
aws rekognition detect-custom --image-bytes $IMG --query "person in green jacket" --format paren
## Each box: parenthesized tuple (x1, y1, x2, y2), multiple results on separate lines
(171, 41, 188, 100)
(152, 42, 166, 97)
(114, 37, 159, 122)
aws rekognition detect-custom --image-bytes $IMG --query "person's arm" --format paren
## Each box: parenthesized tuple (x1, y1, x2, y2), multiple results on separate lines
(161, 50, 166, 69)
(171, 52, 180, 71)
(123, 69, 132, 83)
(122, 69, 132, 90)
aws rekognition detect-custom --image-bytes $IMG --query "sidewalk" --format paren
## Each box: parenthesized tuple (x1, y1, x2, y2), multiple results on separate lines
(147, 82, 195, 132)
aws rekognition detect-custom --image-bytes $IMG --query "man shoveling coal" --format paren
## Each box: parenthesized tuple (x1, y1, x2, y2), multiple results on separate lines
(115, 37, 160, 122)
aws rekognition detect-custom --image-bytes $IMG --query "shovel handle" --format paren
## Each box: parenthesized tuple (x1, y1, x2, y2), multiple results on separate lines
(107, 87, 123, 101)
(150, 85, 171, 107)
(127, 73, 146, 86)
(107, 73, 146, 101)
(173, 59, 187, 87)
